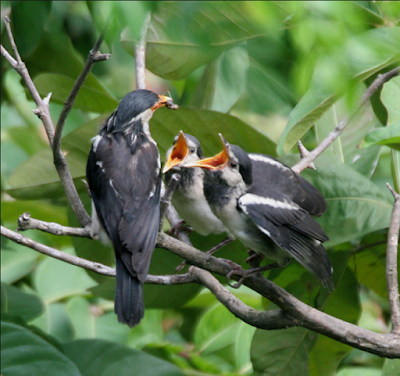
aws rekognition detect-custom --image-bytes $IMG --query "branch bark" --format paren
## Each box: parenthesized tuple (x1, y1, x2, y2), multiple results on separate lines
(135, 12, 151, 90)
(292, 66, 400, 174)
(386, 184, 400, 334)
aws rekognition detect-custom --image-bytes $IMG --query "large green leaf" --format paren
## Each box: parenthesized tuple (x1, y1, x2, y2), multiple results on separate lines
(301, 157, 393, 246)
(192, 45, 249, 113)
(1, 283, 44, 321)
(382, 359, 400, 376)
(63, 339, 184, 376)
(251, 327, 316, 376)
(7, 109, 276, 200)
(381, 76, 400, 125)
(10, 2, 52, 57)
(1, 321, 81, 376)
(278, 27, 400, 155)
(122, 2, 263, 80)
(33, 74, 119, 114)
(32, 250, 96, 303)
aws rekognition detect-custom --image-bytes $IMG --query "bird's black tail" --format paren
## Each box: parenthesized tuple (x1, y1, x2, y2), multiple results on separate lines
(114, 256, 144, 327)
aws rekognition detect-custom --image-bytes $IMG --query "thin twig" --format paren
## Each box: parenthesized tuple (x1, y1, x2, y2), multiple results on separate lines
(292, 66, 400, 173)
(386, 183, 400, 334)
(1, 225, 195, 285)
(135, 12, 151, 90)
(159, 174, 181, 230)
(17, 212, 91, 238)
(1, 17, 92, 227)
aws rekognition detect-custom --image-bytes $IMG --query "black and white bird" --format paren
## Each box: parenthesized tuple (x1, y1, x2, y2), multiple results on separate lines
(185, 134, 334, 290)
(163, 131, 228, 237)
(86, 89, 178, 327)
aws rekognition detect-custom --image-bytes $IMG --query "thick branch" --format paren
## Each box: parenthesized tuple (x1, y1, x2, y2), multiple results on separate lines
(386, 184, 400, 334)
(292, 66, 400, 173)
(192, 267, 294, 330)
(157, 232, 400, 358)
(17, 212, 91, 238)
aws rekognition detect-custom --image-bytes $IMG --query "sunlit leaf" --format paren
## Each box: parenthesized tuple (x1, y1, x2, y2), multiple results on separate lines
(278, 27, 400, 155)
(381, 76, 400, 124)
(122, 2, 263, 80)
(1, 321, 81, 376)
(63, 339, 184, 376)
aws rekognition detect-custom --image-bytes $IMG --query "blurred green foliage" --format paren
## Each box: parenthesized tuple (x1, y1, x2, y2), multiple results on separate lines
(1, 1, 400, 375)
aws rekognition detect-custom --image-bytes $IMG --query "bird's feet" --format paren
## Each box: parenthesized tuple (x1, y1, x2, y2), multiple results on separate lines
(206, 237, 232, 255)
(225, 261, 281, 289)
(168, 220, 193, 238)
(246, 250, 264, 268)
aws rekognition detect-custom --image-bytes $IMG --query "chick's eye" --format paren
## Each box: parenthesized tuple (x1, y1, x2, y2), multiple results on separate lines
(190, 148, 196, 154)
(230, 162, 237, 169)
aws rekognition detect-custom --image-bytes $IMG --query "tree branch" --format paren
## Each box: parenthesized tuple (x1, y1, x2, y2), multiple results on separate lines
(292, 66, 400, 174)
(1, 16, 92, 227)
(386, 183, 400, 334)
(192, 267, 295, 330)
(135, 12, 151, 90)
(157, 232, 400, 358)
(1, 225, 194, 285)
(17, 212, 91, 238)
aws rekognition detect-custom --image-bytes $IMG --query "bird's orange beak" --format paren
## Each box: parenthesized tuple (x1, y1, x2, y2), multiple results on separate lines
(185, 134, 229, 170)
(163, 131, 189, 173)
(152, 95, 179, 111)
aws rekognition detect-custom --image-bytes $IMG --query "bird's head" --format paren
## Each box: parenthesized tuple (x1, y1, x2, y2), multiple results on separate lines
(163, 131, 203, 173)
(113, 90, 178, 131)
(185, 134, 252, 187)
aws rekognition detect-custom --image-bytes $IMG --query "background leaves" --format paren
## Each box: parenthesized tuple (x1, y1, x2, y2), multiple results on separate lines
(1, 1, 399, 376)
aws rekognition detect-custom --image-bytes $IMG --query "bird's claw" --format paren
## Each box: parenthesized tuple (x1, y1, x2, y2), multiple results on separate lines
(168, 220, 193, 238)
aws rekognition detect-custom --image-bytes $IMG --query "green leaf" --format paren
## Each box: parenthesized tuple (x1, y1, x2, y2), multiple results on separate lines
(192, 45, 249, 113)
(7, 114, 109, 200)
(32, 250, 96, 303)
(301, 157, 393, 246)
(1, 321, 81, 376)
(361, 122, 400, 150)
(310, 255, 361, 376)
(1, 283, 44, 321)
(337, 367, 381, 376)
(33, 74, 119, 113)
(382, 359, 400, 376)
(278, 27, 400, 155)
(63, 339, 185, 376)
(1, 242, 40, 284)
(7, 109, 276, 200)
(251, 327, 316, 376)
(123, 2, 263, 80)
(392, 150, 400, 193)
(10, 1, 52, 57)
(381, 76, 400, 124)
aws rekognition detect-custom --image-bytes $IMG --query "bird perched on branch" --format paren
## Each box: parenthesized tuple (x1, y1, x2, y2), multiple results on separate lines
(86, 89, 178, 327)
(163, 132, 228, 238)
(185, 134, 333, 290)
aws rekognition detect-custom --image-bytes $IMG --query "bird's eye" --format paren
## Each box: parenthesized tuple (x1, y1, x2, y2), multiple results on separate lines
(230, 162, 238, 169)
(190, 148, 196, 154)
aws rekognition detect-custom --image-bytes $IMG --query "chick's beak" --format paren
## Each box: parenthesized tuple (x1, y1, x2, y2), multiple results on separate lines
(185, 136, 229, 170)
(153, 95, 179, 111)
(163, 131, 189, 173)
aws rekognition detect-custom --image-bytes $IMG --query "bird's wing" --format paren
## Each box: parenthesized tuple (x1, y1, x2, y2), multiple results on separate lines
(86, 131, 161, 282)
(249, 154, 326, 216)
(238, 193, 333, 289)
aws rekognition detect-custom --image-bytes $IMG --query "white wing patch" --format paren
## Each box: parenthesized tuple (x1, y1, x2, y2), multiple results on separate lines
(239, 193, 299, 211)
(249, 154, 288, 171)
(91, 135, 102, 153)
(109, 179, 122, 199)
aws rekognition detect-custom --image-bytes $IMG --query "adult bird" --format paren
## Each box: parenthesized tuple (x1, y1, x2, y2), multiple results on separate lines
(163, 131, 228, 238)
(185, 134, 334, 290)
(86, 89, 178, 327)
